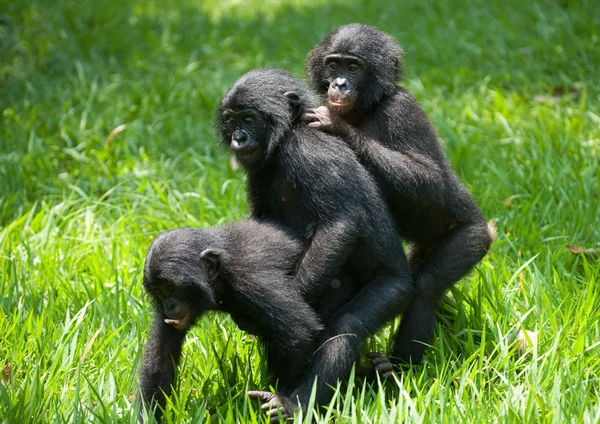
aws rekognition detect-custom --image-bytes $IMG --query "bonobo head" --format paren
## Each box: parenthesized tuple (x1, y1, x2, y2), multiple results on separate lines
(215, 69, 316, 168)
(143, 228, 226, 331)
(306, 24, 404, 116)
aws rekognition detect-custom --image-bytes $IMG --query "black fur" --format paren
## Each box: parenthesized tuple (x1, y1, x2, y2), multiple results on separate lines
(216, 69, 413, 420)
(305, 24, 494, 365)
(139, 222, 341, 421)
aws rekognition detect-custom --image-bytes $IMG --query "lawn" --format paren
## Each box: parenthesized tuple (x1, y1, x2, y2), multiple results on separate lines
(1, 0, 599, 422)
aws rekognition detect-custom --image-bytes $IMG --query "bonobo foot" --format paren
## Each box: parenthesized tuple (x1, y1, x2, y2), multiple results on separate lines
(248, 391, 297, 424)
(366, 352, 395, 380)
(355, 352, 396, 382)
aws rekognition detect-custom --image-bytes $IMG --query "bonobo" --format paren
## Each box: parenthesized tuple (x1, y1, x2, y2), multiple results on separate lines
(304, 23, 494, 365)
(215, 69, 413, 422)
(138, 221, 343, 422)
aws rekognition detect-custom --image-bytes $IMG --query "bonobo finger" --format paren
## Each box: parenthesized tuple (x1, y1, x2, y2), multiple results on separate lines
(367, 352, 395, 378)
(307, 121, 324, 128)
(367, 352, 385, 360)
(371, 355, 391, 366)
(269, 415, 285, 424)
(267, 411, 288, 424)
(248, 390, 276, 403)
(301, 113, 318, 122)
(374, 360, 393, 372)
(375, 362, 394, 377)
(261, 399, 280, 412)
(265, 407, 285, 417)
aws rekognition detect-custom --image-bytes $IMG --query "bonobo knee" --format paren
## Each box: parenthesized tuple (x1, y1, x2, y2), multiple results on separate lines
(461, 215, 494, 260)
(475, 219, 495, 259)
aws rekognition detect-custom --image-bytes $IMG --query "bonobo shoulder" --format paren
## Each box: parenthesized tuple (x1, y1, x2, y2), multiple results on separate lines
(378, 86, 420, 112)
(282, 126, 360, 174)
(280, 126, 374, 200)
(290, 125, 356, 159)
(374, 87, 439, 142)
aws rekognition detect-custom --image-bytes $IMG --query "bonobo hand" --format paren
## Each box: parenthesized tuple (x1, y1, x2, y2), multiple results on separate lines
(302, 106, 348, 135)
(248, 391, 297, 424)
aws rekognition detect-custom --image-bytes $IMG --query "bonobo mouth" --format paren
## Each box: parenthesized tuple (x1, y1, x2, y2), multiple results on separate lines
(232, 145, 263, 165)
(327, 96, 356, 113)
(232, 145, 258, 156)
(164, 312, 193, 331)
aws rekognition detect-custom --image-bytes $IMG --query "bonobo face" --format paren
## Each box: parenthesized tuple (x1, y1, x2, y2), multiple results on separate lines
(323, 54, 365, 115)
(143, 230, 223, 332)
(221, 108, 267, 166)
(145, 280, 196, 331)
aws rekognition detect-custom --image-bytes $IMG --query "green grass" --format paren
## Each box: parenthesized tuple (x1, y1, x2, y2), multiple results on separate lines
(1, 0, 599, 422)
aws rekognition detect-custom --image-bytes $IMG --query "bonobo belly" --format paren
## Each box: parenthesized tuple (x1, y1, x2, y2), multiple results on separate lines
(221, 296, 267, 336)
(263, 177, 315, 240)
(230, 312, 265, 336)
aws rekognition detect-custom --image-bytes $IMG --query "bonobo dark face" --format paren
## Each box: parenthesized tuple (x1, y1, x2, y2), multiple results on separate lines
(143, 229, 223, 331)
(144, 278, 197, 331)
(307, 24, 403, 114)
(217, 69, 315, 168)
(323, 54, 365, 115)
(220, 108, 267, 166)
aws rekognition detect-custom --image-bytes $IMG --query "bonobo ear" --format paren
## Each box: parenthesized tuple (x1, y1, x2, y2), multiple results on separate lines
(199, 249, 221, 282)
(284, 91, 303, 123)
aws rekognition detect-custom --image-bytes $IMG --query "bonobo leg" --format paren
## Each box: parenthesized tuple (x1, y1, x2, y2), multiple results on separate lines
(139, 315, 188, 422)
(250, 273, 413, 423)
(392, 221, 492, 364)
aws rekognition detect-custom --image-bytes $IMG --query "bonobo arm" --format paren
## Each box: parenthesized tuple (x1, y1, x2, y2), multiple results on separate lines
(139, 314, 188, 421)
(230, 271, 324, 368)
(303, 106, 444, 201)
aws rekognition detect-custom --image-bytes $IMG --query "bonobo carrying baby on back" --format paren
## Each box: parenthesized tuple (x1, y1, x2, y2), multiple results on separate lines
(303, 23, 494, 366)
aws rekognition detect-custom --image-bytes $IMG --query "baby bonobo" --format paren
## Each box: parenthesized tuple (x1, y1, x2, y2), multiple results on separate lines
(139, 221, 337, 422)
(304, 24, 494, 366)
(216, 69, 413, 422)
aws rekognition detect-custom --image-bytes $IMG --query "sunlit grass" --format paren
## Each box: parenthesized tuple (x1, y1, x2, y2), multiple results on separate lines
(1, 0, 599, 422)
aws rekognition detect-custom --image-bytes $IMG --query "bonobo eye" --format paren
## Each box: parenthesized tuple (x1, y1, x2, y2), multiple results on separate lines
(163, 283, 176, 293)
(327, 62, 339, 71)
(348, 63, 360, 73)
(244, 116, 255, 125)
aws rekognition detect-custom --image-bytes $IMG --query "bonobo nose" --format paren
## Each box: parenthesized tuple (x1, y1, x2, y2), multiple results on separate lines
(331, 78, 348, 94)
(164, 298, 177, 314)
(233, 130, 248, 142)
(231, 130, 249, 149)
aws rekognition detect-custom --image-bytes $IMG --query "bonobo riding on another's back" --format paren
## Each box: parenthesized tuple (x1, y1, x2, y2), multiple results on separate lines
(304, 24, 494, 365)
